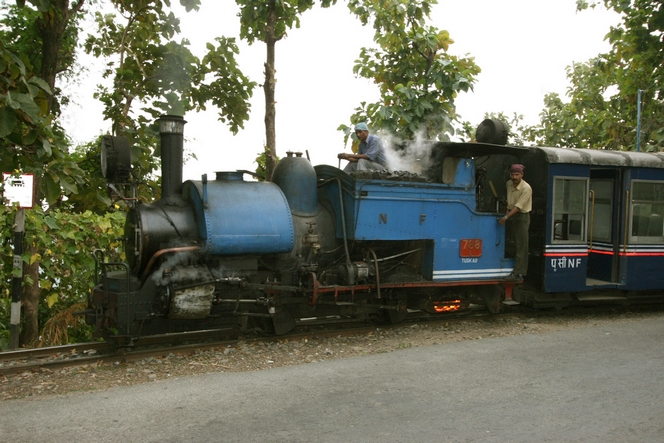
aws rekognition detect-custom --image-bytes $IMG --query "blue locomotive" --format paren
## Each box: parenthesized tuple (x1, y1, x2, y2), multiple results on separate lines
(88, 116, 664, 341)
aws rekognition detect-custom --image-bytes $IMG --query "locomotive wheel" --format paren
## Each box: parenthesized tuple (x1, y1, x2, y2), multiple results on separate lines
(368, 310, 391, 325)
(248, 316, 275, 335)
(478, 285, 503, 314)
(381, 271, 418, 324)
(369, 303, 407, 325)
(247, 307, 297, 336)
(272, 307, 297, 335)
(387, 306, 408, 324)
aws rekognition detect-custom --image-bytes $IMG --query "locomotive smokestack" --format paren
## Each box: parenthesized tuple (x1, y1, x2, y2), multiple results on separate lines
(158, 115, 187, 204)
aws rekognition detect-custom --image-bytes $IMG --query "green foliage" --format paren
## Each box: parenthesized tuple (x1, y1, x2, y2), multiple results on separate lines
(236, 0, 337, 44)
(0, 1, 83, 116)
(0, 40, 84, 205)
(85, 0, 255, 132)
(532, 1, 664, 151)
(0, 4, 41, 78)
(0, 297, 8, 349)
(253, 150, 281, 181)
(192, 37, 256, 133)
(84, 0, 255, 193)
(0, 2, 90, 207)
(0, 41, 51, 138)
(236, 0, 336, 180)
(527, 57, 642, 150)
(341, 0, 480, 145)
(0, 205, 126, 348)
(254, 150, 269, 181)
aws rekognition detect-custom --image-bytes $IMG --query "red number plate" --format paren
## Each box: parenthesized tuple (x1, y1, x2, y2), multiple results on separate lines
(460, 239, 482, 257)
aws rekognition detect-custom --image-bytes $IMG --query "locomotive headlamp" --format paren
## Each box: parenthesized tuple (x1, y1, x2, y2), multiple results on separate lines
(100, 135, 131, 182)
(158, 115, 186, 134)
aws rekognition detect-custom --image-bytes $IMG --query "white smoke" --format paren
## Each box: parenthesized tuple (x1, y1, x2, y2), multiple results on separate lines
(150, 243, 200, 287)
(378, 121, 448, 174)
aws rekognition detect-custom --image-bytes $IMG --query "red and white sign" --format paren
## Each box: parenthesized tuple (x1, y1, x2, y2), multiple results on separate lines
(460, 238, 483, 258)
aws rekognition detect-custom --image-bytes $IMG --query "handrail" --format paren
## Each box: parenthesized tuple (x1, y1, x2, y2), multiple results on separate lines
(624, 189, 630, 254)
(589, 190, 595, 250)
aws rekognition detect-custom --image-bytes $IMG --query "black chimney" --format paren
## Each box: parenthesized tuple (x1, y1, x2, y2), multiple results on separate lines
(157, 115, 187, 204)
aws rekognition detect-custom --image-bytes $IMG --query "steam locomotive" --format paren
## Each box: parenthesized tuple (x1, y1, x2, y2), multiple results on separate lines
(87, 116, 664, 342)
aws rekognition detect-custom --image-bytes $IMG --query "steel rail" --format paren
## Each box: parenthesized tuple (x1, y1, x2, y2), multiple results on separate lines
(3, 304, 660, 378)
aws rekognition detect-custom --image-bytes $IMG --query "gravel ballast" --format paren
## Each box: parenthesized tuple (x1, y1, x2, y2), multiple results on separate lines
(2, 308, 662, 401)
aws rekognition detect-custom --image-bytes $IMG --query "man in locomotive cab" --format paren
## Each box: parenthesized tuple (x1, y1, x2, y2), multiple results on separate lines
(498, 164, 532, 280)
(338, 122, 388, 172)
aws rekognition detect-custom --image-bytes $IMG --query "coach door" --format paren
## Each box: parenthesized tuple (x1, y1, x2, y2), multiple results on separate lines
(587, 170, 621, 284)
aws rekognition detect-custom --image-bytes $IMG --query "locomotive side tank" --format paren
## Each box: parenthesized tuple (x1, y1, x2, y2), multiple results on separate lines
(318, 157, 512, 280)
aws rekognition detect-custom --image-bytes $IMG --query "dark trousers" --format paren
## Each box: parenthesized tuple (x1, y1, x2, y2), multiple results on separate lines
(506, 212, 530, 276)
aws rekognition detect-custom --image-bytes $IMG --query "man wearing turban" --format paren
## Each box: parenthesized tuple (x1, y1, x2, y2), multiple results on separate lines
(498, 164, 532, 280)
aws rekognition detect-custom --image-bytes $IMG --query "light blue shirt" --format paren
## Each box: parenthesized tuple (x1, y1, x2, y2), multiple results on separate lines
(359, 134, 387, 167)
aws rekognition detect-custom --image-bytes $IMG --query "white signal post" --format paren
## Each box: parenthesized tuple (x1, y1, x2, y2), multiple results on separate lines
(2, 173, 35, 350)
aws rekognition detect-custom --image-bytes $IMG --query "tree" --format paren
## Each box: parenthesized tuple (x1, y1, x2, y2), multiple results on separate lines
(1, 1, 87, 203)
(236, 0, 337, 181)
(531, 1, 664, 151)
(85, 0, 256, 201)
(340, 0, 480, 147)
(2, 0, 256, 346)
(526, 59, 627, 149)
(1, 0, 88, 346)
(2, 0, 85, 116)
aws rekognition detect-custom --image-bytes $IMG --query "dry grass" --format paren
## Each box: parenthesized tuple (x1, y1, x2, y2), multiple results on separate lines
(38, 302, 87, 347)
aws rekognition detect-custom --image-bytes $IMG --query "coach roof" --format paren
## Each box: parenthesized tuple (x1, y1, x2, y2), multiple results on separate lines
(534, 146, 664, 169)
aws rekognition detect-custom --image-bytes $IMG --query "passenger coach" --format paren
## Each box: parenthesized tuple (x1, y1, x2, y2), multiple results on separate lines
(515, 147, 664, 306)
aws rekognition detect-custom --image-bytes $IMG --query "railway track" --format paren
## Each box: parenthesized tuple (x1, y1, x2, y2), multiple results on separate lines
(2, 303, 658, 378)
(0, 328, 239, 377)
(0, 319, 417, 377)
(0, 308, 487, 377)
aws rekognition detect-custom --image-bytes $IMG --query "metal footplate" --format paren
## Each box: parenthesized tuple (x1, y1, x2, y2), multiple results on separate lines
(502, 281, 521, 305)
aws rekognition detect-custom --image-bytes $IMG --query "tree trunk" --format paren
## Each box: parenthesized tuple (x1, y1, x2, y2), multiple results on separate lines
(37, 1, 69, 112)
(263, 1, 278, 181)
(18, 173, 41, 346)
(17, 0, 85, 346)
(19, 253, 40, 346)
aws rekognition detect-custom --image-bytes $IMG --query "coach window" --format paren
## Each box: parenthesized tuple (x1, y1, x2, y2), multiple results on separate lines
(630, 180, 664, 243)
(552, 177, 589, 242)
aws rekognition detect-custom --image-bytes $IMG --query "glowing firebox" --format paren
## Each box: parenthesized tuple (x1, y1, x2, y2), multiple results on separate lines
(432, 300, 462, 313)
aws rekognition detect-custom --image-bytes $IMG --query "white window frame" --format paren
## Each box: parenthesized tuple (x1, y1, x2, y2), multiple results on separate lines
(551, 176, 589, 244)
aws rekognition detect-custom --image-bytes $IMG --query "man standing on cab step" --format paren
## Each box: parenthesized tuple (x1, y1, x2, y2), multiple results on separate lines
(498, 164, 532, 280)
